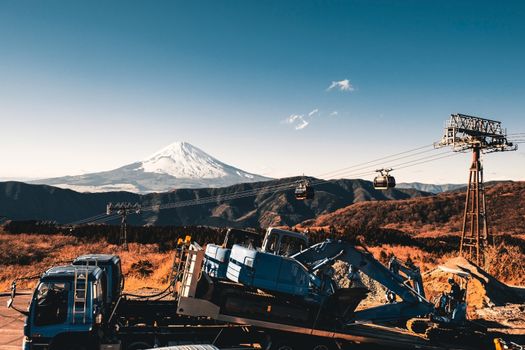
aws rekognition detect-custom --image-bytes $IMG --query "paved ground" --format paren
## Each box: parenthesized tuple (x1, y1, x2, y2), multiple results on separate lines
(0, 293, 31, 350)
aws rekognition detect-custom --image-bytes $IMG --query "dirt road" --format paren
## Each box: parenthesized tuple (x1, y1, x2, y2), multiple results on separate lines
(0, 293, 31, 350)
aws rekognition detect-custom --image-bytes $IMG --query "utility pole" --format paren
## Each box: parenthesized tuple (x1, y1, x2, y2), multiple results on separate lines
(436, 113, 517, 265)
(106, 202, 141, 250)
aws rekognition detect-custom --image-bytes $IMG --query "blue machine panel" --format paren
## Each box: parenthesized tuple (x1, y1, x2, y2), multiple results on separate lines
(204, 244, 231, 279)
(227, 245, 310, 296)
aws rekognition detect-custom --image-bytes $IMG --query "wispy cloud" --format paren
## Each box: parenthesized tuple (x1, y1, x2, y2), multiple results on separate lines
(284, 113, 309, 130)
(285, 114, 302, 124)
(327, 79, 354, 92)
(329, 111, 339, 116)
(295, 119, 309, 130)
(283, 108, 319, 131)
(308, 108, 319, 117)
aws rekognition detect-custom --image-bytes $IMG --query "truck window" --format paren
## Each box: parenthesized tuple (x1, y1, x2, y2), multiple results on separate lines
(278, 236, 306, 256)
(93, 281, 104, 302)
(34, 282, 69, 326)
(265, 232, 280, 254)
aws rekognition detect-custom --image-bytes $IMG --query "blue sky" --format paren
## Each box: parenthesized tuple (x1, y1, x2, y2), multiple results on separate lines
(1, 0, 524, 183)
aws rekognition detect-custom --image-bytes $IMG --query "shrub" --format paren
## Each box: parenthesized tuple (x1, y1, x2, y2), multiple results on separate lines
(130, 260, 154, 277)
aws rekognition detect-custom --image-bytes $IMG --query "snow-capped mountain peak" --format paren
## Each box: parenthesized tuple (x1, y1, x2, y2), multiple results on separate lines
(31, 141, 270, 193)
(140, 142, 229, 178)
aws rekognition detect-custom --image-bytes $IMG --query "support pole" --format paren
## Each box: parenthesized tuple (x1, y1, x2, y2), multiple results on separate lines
(120, 212, 128, 250)
(459, 146, 489, 265)
(437, 113, 516, 266)
(106, 202, 141, 251)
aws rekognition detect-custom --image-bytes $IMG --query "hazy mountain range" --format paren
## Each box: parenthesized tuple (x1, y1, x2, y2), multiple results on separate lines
(30, 142, 271, 193)
(396, 182, 465, 194)
(0, 178, 430, 228)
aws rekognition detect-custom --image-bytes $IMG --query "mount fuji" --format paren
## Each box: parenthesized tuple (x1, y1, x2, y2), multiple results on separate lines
(31, 142, 271, 193)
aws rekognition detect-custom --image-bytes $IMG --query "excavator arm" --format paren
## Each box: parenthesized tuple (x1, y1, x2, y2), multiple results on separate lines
(292, 240, 434, 322)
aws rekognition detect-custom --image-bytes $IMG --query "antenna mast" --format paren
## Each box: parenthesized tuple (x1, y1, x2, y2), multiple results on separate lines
(436, 113, 517, 265)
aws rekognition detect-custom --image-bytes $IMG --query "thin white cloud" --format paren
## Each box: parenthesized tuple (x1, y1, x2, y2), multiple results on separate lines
(283, 109, 317, 131)
(308, 108, 319, 117)
(327, 79, 354, 92)
(295, 119, 309, 130)
(284, 114, 302, 124)
(329, 111, 339, 116)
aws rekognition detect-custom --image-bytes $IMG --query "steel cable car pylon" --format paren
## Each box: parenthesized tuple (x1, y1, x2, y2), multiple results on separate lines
(436, 113, 517, 265)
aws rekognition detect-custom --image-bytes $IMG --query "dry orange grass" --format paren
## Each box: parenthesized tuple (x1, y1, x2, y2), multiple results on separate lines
(0, 232, 175, 292)
(367, 244, 440, 273)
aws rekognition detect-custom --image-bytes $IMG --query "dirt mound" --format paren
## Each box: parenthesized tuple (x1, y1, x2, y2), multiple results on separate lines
(332, 261, 386, 309)
(424, 256, 524, 311)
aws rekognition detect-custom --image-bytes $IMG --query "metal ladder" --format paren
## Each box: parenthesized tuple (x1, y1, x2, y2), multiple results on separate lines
(169, 245, 187, 297)
(73, 267, 89, 324)
(178, 244, 204, 299)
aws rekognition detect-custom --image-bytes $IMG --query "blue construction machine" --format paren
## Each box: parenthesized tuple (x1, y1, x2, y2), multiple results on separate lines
(203, 227, 308, 279)
(185, 239, 434, 328)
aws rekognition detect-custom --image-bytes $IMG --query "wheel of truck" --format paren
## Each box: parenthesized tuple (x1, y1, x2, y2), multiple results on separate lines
(310, 339, 337, 350)
(272, 344, 294, 350)
(51, 342, 90, 350)
(127, 341, 153, 350)
(270, 339, 297, 350)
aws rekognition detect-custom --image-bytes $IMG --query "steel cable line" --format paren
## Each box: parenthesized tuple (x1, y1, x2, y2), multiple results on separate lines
(70, 212, 111, 225)
(64, 180, 302, 225)
(318, 150, 452, 181)
(83, 182, 302, 223)
(390, 152, 461, 171)
(314, 144, 435, 179)
(317, 148, 445, 180)
(140, 144, 442, 212)
(67, 142, 454, 225)
(307, 151, 460, 188)
(140, 182, 300, 213)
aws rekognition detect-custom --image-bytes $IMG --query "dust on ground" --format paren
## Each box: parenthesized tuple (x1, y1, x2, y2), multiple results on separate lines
(424, 257, 525, 311)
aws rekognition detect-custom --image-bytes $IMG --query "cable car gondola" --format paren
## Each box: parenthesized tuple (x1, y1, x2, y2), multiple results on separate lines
(295, 179, 314, 200)
(373, 168, 396, 190)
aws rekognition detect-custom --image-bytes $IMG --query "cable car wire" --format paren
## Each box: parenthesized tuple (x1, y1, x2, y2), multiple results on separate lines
(64, 142, 465, 226)
(314, 143, 435, 179)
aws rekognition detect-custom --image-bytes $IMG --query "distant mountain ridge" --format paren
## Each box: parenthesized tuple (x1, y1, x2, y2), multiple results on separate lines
(0, 178, 431, 228)
(30, 142, 270, 193)
(396, 182, 465, 194)
(299, 181, 524, 236)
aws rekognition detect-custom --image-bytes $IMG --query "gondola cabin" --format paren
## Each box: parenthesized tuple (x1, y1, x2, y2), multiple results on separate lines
(295, 181, 314, 200)
(373, 169, 396, 190)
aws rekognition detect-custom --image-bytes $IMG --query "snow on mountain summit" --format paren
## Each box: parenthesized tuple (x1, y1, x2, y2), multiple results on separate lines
(140, 142, 257, 179)
(140, 142, 228, 178)
(30, 141, 270, 193)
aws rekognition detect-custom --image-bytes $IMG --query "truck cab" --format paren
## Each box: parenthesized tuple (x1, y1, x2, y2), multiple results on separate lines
(73, 254, 123, 307)
(23, 265, 107, 350)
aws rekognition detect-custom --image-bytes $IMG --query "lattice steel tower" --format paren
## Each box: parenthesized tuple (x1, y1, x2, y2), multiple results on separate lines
(436, 113, 517, 265)
(106, 202, 141, 250)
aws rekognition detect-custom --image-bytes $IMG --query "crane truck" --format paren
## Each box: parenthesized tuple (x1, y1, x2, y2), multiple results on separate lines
(8, 227, 487, 350)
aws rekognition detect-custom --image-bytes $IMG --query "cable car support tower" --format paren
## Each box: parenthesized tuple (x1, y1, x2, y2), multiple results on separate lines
(436, 113, 517, 265)
(106, 202, 141, 250)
